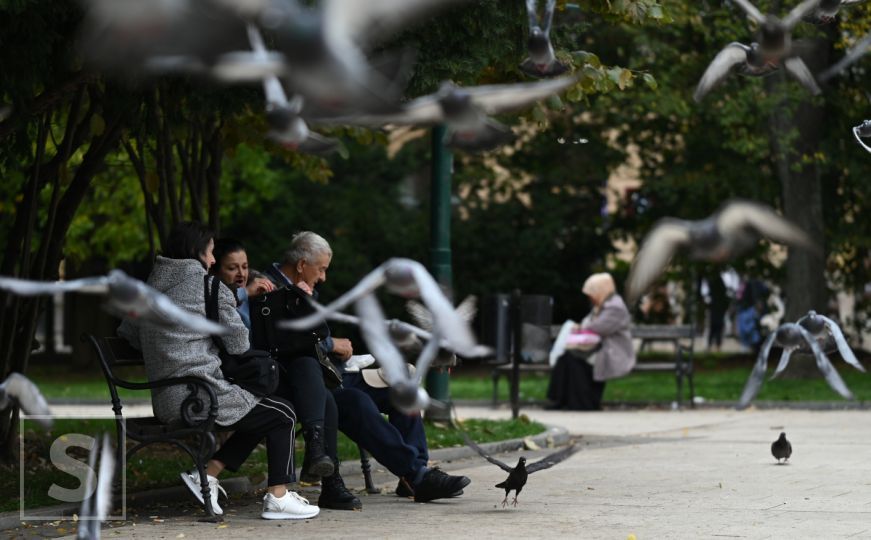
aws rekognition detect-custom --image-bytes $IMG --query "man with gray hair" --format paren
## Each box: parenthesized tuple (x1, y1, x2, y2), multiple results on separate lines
(266, 231, 471, 503)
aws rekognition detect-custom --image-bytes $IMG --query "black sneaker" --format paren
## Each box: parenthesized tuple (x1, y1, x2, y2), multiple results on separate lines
(318, 469, 362, 511)
(395, 477, 464, 498)
(411, 468, 471, 503)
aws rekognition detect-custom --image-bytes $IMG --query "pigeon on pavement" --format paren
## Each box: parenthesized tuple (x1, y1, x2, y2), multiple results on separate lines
(462, 432, 578, 507)
(771, 432, 792, 464)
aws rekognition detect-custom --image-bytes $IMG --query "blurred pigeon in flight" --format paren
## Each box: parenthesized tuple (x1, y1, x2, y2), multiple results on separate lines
(77, 0, 250, 75)
(0, 373, 52, 429)
(712, 0, 822, 96)
(520, 0, 569, 78)
(237, 24, 339, 155)
(737, 322, 855, 409)
(76, 433, 115, 539)
(818, 31, 871, 82)
(694, 42, 782, 102)
(260, 0, 472, 117)
(314, 76, 576, 151)
(797, 310, 864, 371)
(771, 432, 792, 463)
(0, 270, 229, 335)
(626, 199, 818, 304)
(462, 432, 578, 507)
(802, 0, 867, 24)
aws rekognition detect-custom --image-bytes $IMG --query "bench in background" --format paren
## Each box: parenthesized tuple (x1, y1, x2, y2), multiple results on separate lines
(491, 323, 696, 407)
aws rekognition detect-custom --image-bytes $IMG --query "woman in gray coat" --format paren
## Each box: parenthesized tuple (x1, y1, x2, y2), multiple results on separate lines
(118, 222, 318, 520)
(547, 273, 636, 410)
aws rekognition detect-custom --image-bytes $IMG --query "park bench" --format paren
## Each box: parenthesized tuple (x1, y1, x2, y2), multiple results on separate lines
(84, 334, 224, 520)
(491, 323, 696, 407)
(85, 334, 381, 515)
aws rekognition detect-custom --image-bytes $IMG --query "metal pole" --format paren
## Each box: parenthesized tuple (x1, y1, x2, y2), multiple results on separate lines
(425, 125, 453, 421)
(510, 289, 522, 420)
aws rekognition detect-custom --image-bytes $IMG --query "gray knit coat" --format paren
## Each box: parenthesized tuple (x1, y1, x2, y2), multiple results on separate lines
(118, 256, 259, 426)
(582, 294, 637, 382)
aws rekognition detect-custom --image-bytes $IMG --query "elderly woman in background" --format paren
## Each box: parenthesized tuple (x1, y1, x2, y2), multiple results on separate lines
(546, 272, 636, 411)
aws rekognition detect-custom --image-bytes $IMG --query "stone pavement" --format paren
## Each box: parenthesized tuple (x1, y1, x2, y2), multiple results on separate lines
(16, 405, 871, 539)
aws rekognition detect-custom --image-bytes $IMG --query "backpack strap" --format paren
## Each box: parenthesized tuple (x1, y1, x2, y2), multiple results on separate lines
(203, 275, 228, 356)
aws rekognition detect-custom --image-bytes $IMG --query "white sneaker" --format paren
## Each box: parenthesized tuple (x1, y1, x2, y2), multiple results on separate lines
(261, 491, 320, 520)
(180, 469, 227, 515)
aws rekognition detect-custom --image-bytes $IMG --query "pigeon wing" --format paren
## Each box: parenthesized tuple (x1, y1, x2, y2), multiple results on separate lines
(408, 262, 478, 354)
(454, 295, 478, 323)
(95, 433, 115, 523)
(129, 282, 231, 336)
(783, 57, 821, 95)
(405, 299, 434, 331)
(0, 275, 110, 296)
(461, 431, 514, 473)
(625, 219, 690, 304)
(800, 325, 854, 399)
(310, 94, 445, 126)
(354, 294, 410, 386)
(3, 373, 52, 427)
(819, 315, 865, 372)
(525, 0, 539, 29)
(716, 200, 818, 252)
(770, 345, 795, 379)
(468, 76, 576, 115)
(542, 0, 556, 33)
(730, 0, 767, 23)
(737, 332, 777, 409)
(526, 443, 579, 474)
(693, 43, 749, 102)
(818, 31, 871, 82)
(784, 0, 825, 28)
(412, 325, 443, 385)
(279, 267, 387, 330)
(326, 0, 471, 51)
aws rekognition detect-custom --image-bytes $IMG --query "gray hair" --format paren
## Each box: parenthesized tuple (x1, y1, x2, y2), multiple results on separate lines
(283, 231, 332, 266)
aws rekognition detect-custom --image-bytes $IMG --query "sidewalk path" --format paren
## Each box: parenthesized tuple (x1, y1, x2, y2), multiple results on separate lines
(29, 405, 871, 539)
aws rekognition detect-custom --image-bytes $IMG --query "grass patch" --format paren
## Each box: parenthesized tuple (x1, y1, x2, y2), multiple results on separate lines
(4, 417, 543, 513)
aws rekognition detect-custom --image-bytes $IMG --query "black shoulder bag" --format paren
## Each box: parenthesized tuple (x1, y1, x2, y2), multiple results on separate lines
(249, 285, 343, 389)
(204, 275, 280, 396)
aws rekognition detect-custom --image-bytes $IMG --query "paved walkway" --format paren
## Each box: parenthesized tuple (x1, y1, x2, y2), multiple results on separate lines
(17, 405, 871, 539)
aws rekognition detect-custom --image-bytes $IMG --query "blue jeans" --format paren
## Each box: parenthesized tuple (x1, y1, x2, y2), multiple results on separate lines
(332, 372, 429, 480)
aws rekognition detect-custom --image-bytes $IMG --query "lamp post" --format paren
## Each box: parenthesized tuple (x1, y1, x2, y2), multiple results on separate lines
(425, 124, 453, 421)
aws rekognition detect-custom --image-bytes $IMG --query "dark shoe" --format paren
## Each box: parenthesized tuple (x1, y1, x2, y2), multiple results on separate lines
(302, 425, 334, 478)
(411, 468, 471, 503)
(395, 477, 463, 498)
(318, 462, 362, 511)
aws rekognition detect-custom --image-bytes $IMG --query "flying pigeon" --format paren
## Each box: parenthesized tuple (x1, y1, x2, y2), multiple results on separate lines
(626, 199, 818, 304)
(703, 0, 823, 97)
(802, 0, 867, 24)
(520, 0, 569, 78)
(818, 31, 871, 82)
(278, 259, 485, 413)
(462, 432, 578, 507)
(0, 373, 52, 429)
(797, 310, 864, 371)
(0, 270, 230, 335)
(76, 433, 115, 539)
(771, 432, 792, 463)
(694, 42, 783, 102)
(264, 0, 473, 117)
(851, 120, 871, 153)
(737, 322, 857, 409)
(238, 23, 339, 155)
(313, 77, 576, 151)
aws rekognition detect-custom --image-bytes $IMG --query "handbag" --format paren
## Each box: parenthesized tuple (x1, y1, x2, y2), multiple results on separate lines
(204, 276, 280, 397)
(249, 284, 343, 389)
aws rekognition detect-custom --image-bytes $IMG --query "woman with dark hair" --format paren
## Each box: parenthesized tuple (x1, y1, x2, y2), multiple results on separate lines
(118, 221, 319, 520)
(211, 238, 275, 328)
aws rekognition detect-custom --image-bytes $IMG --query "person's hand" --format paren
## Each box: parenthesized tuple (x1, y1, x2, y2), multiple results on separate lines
(332, 338, 353, 361)
(295, 281, 314, 296)
(246, 277, 275, 298)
